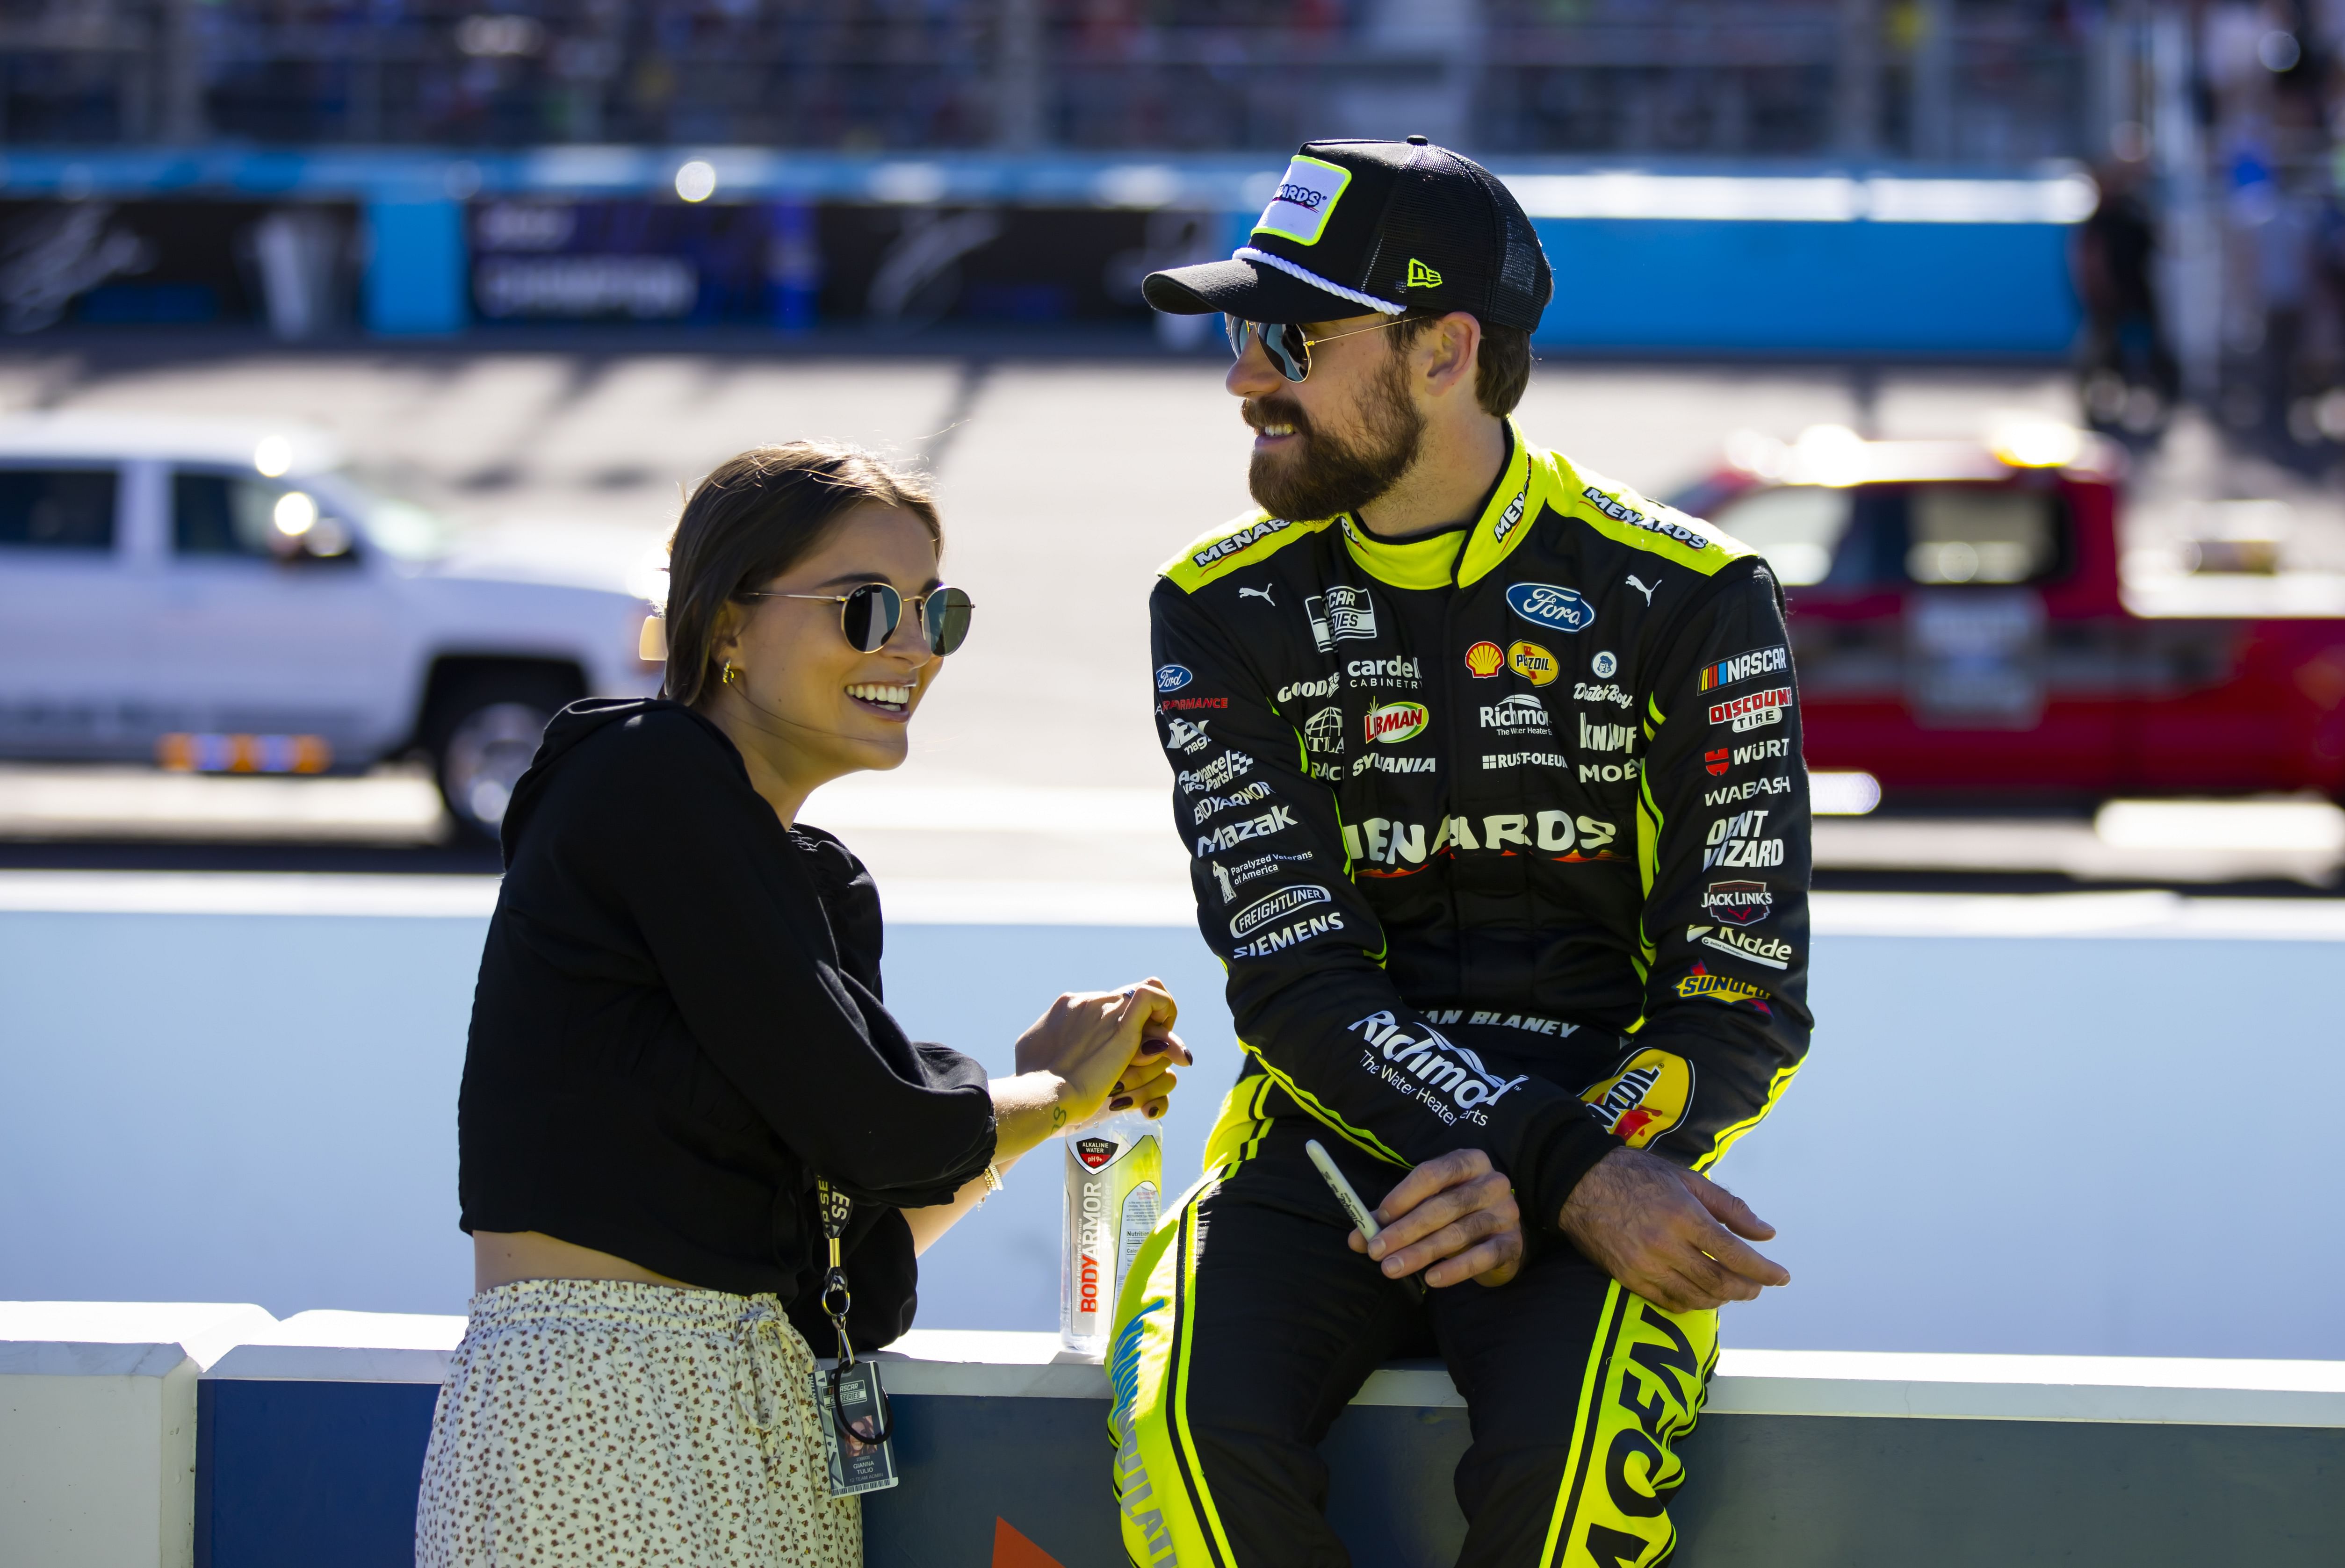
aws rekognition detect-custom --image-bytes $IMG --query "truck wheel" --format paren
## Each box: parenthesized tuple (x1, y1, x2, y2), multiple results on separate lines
(426, 675, 573, 844)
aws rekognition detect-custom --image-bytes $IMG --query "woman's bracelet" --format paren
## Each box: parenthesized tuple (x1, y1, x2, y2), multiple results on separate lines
(980, 1162, 1004, 1198)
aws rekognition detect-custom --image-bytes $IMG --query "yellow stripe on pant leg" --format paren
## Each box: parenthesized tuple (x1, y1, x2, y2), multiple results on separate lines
(1197, 1076, 1275, 1182)
(1542, 1291, 1720, 1568)
(1109, 1172, 1246, 1565)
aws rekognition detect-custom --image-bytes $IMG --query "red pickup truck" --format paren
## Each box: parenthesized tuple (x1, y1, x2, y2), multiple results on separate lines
(1675, 424, 2345, 804)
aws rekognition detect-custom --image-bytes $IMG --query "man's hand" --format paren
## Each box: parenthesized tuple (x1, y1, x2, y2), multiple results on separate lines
(1349, 1149, 1523, 1289)
(1559, 1147, 1788, 1312)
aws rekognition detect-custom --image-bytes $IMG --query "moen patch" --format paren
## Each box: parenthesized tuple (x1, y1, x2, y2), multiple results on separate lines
(1580, 1049, 1694, 1148)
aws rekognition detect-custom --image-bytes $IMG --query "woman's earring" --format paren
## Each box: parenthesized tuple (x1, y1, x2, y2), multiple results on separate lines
(720, 660, 739, 687)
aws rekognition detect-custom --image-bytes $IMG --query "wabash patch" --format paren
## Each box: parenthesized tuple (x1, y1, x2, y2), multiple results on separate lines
(1580, 1048, 1694, 1149)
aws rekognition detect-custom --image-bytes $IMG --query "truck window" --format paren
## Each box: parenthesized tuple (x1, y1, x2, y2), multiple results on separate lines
(173, 470, 354, 562)
(0, 468, 117, 551)
(1906, 488, 2064, 584)
(1711, 485, 1851, 585)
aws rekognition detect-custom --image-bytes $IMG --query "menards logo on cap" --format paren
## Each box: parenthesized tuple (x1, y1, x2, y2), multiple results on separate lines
(1363, 701, 1430, 745)
(1253, 155, 1351, 248)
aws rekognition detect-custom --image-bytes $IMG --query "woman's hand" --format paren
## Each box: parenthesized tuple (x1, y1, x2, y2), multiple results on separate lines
(990, 978, 1190, 1162)
(913, 980, 1192, 1255)
(1015, 977, 1186, 1125)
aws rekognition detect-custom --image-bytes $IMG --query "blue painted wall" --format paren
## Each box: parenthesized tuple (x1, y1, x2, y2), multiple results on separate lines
(9, 906, 2334, 1357)
(1531, 218, 2079, 355)
(362, 201, 468, 336)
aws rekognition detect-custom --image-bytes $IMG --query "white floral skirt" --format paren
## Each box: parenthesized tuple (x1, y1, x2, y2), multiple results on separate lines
(414, 1277, 859, 1568)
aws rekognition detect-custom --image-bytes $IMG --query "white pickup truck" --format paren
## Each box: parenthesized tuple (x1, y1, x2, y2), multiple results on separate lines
(0, 412, 662, 840)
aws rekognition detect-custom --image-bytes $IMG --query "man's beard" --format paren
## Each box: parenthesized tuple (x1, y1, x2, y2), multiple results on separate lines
(1245, 353, 1425, 522)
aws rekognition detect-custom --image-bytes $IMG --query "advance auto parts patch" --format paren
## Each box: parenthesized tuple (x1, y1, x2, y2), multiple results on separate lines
(1580, 1048, 1694, 1149)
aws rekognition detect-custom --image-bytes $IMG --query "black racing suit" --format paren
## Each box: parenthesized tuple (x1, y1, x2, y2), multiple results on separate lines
(1109, 420, 1812, 1568)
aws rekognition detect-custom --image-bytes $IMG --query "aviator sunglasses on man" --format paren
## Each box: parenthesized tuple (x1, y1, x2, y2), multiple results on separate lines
(736, 581, 975, 656)
(1225, 314, 1410, 382)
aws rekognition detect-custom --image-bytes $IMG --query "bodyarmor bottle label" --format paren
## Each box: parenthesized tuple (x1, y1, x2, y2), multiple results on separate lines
(1060, 1119, 1163, 1356)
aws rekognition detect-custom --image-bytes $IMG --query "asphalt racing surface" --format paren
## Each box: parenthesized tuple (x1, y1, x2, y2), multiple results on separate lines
(1, 339, 2340, 894)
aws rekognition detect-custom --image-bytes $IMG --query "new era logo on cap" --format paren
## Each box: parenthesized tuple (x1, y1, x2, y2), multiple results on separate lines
(1406, 258, 1443, 288)
(1255, 156, 1352, 248)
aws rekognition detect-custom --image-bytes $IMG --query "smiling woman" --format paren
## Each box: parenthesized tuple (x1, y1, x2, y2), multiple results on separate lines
(415, 441, 1191, 1568)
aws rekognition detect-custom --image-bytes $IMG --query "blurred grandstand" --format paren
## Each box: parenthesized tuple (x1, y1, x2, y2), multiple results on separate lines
(5, 1, 2106, 163)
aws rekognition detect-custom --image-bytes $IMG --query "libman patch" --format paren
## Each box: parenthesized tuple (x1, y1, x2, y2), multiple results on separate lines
(1254, 156, 1352, 247)
(1580, 1048, 1694, 1148)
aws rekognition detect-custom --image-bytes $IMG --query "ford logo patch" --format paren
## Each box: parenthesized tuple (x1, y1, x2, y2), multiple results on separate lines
(1504, 582, 1595, 633)
(1155, 663, 1194, 693)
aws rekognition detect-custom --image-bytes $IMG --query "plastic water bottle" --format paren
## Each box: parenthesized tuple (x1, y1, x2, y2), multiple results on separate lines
(1059, 1112, 1163, 1357)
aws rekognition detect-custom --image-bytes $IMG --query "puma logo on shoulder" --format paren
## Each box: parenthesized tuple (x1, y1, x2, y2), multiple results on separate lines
(1626, 574, 1658, 606)
(1237, 583, 1277, 605)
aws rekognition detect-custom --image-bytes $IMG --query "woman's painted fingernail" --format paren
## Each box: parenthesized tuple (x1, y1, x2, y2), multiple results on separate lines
(1147, 1103, 1163, 1118)
(1111, 1096, 1133, 1111)
(1112, 1081, 1126, 1094)
(1141, 1038, 1168, 1054)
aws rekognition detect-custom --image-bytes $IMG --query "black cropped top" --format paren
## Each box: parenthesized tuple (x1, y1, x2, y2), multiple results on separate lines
(457, 698, 996, 1348)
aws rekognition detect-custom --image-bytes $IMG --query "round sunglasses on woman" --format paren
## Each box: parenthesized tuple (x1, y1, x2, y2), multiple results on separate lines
(737, 581, 975, 656)
(1224, 314, 1409, 383)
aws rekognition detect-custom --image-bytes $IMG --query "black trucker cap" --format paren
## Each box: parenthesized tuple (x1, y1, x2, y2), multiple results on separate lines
(1143, 136, 1552, 331)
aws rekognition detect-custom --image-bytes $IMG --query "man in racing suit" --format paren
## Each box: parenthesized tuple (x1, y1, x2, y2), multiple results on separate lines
(1110, 137, 1812, 1568)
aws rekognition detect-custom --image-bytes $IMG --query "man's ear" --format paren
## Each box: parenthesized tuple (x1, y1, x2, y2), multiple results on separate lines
(1414, 312, 1482, 401)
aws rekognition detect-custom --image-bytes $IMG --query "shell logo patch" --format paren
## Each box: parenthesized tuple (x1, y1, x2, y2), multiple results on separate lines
(1580, 1049, 1694, 1148)
(1507, 641, 1559, 686)
(1465, 640, 1506, 677)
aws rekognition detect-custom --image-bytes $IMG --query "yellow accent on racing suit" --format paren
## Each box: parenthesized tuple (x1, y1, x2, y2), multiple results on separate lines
(1112, 419, 1811, 1567)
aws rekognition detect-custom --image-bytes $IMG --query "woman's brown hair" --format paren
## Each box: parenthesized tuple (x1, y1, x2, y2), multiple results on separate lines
(661, 441, 940, 706)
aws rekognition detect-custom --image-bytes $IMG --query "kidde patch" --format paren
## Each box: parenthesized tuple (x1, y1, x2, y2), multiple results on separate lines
(1580, 1049, 1694, 1149)
(1075, 1136, 1117, 1171)
(1464, 640, 1506, 677)
(1506, 641, 1559, 686)
(1363, 701, 1430, 746)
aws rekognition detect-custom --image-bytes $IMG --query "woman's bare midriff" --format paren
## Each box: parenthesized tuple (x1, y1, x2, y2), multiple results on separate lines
(473, 1230, 703, 1294)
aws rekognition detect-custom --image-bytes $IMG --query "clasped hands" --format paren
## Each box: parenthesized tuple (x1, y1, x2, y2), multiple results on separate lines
(1346, 1145, 1789, 1311)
